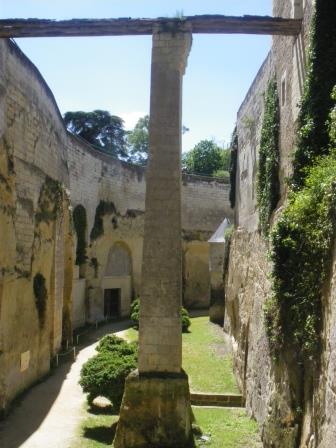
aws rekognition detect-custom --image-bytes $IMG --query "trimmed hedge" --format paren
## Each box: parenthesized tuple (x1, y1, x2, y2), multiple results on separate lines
(79, 334, 137, 410)
(130, 298, 191, 332)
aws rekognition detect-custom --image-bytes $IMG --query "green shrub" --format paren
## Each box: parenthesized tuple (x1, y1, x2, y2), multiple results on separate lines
(257, 79, 280, 235)
(181, 307, 191, 332)
(96, 334, 137, 355)
(130, 298, 191, 332)
(79, 336, 137, 411)
(130, 297, 140, 329)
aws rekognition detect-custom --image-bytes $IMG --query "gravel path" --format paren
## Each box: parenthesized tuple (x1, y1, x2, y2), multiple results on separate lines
(0, 320, 131, 448)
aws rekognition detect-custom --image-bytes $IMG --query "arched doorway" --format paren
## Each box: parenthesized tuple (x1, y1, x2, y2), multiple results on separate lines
(102, 242, 132, 318)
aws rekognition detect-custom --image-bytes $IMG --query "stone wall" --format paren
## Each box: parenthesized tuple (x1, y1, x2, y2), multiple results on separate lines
(225, 0, 336, 446)
(0, 37, 230, 413)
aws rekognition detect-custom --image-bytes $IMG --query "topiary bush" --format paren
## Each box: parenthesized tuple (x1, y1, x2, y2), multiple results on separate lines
(79, 334, 137, 411)
(96, 334, 138, 356)
(180, 307, 191, 332)
(130, 298, 191, 332)
(130, 297, 140, 329)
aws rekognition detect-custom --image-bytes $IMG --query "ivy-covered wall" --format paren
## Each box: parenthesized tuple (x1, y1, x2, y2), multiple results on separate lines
(225, 0, 336, 446)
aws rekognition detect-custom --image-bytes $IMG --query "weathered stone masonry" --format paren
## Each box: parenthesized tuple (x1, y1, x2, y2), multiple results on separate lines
(226, 0, 336, 447)
(114, 27, 194, 448)
(0, 37, 230, 414)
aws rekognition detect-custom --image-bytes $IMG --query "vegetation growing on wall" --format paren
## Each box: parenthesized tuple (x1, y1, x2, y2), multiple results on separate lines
(73, 204, 87, 265)
(292, 0, 336, 189)
(36, 176, 64, 223)
(223, 225, 233, 278)
(229, 128, 238, 209)
(33, 273, 48, 326)
(257, 80, 280, 235)
(90, 201, 116, 241)
(265, 86, 336, 360)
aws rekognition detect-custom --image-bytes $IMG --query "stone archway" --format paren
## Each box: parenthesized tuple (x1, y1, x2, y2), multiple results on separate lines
(102, 242, 132, 318)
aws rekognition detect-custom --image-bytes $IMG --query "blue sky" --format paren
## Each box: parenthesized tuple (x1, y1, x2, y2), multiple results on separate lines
(1, 0, 272, 152)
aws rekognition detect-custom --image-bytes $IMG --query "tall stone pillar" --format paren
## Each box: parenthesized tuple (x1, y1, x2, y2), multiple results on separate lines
(114, 25, 194, 448)
(138, 25, 191, 374)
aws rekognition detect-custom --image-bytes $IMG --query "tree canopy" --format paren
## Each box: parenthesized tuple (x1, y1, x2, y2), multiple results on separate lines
(63, 111, 228, 178)
(64, 110, 128, 158)
(127, 115, 149, 165)
(182, 139, 230, 178)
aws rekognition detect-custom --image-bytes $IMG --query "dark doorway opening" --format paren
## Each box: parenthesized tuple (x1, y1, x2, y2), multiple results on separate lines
(104, 288, 121, 318)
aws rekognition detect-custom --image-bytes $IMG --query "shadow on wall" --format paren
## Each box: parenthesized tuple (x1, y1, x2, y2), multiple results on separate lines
(0, 320, 132, 448)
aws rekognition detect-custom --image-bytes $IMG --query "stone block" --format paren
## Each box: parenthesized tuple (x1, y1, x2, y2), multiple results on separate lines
(113, 370, 194, 448)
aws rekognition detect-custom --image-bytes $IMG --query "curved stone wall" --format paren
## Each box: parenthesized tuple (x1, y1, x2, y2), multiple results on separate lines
(0, 38, 231, 413)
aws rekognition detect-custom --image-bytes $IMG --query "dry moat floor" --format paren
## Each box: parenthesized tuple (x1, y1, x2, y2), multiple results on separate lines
(0, 317, 261, 448)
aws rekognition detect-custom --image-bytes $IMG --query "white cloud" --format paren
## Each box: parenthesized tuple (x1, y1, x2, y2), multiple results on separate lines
(118, 111, 146, 130)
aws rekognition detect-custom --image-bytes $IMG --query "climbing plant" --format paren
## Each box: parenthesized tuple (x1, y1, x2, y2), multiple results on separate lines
(264, 1, 336, 360)
(73, 204, 87, 265)
(257, 79, 280, 236)
(265, 85, 336, 360)
(90, 201, 116, 241)
(33, 273, 48, 327)
(292, 0, 336, 189)
(229, 127, 238, 209)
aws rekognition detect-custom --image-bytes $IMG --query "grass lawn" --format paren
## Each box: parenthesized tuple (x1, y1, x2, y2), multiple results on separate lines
(193, 407, 261, 448)
(117, 316, 239, 394)
(73, 407, 260, 448)
(73, 317, 259, 447)
(182, 317, 239, 393)
(73, 412, 118, 448)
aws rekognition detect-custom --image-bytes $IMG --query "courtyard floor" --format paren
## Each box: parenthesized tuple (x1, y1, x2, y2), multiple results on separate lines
(0, 320, 131, 448)
(0, 316, 261, 448)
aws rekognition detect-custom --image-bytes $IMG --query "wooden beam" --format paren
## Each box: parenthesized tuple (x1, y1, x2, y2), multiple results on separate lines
(0, 15, 302, 38)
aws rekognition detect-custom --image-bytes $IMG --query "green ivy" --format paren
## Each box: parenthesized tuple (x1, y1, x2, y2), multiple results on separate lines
(265, 152, 336, 359)
(73, 204, 87, 265)
(90, 201, 116, 241)
(292, 0, 336, 189)
(265, 0, 336, 361)
(229, 127, 238, 209)
(257, 79, 280, 235)
(265, 86, 336, 360)
(33, 273, 48, 327)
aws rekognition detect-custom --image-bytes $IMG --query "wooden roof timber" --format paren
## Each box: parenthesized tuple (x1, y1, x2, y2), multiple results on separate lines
(0, 15, 302, 38)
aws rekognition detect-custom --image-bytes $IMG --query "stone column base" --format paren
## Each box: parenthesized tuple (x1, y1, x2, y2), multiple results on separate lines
(113, 369, 195, 448)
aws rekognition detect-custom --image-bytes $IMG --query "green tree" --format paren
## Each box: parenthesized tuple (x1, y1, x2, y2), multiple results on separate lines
(64, 110, 127, 158)
(127, 116, 189, 165)
(183, 139, 229, 177)
(127, 115, 149, 165)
